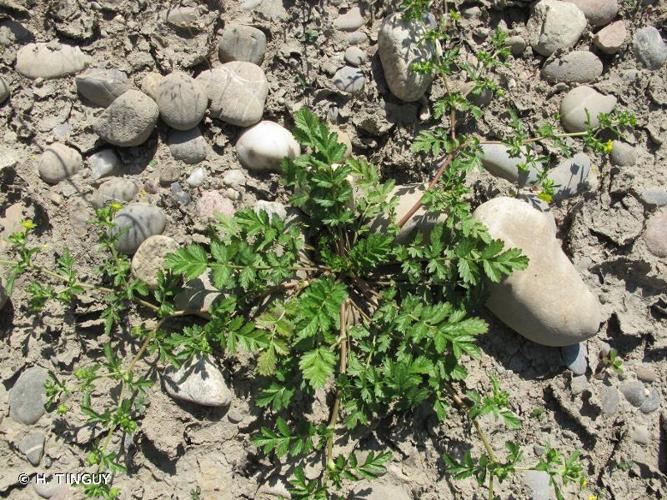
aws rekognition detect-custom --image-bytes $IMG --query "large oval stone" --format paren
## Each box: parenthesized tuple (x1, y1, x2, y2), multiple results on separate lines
(236, 120, 300, 171)
(38, 143, 83, 184)
(16, 43, 89, 79)
(473, 197, 603, 346)
(94, 90, 159, 147)
(112, 203, 167, 254)
(377, 13, 436, 102)
(156, 72, 208, 131)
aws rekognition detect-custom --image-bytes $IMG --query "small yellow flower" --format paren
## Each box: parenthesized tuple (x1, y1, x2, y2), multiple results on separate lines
(588, 495, 597, 500)
(603, 140, 613, 154)
(109, 202, 123, 211)
(21, 220, 36, 230)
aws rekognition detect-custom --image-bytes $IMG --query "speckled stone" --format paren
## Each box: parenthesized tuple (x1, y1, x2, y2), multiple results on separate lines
(112, 203, 167, 254)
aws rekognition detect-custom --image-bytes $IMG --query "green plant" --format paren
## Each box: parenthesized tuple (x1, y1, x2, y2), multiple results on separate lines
(597, 347, 624, 376)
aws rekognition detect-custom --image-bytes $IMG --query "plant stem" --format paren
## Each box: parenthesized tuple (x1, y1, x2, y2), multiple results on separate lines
(324, 300, 349, 482)
(479, 131, 587, 145)
(397, 141, 468, 229)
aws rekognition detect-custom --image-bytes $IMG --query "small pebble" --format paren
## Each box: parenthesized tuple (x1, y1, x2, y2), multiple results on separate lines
(164, 354, 233, 407)
(593, 21, 626, 55)
(159, 164, 181, 186)
(38, 143, 83, 184)
(170, 182, 191, 205)
(9, 367, 48, 425)
(570, 375, 589, 395)
(88, 149, 120, 181)
(601, 386, 620, 415)
(186, 167, 206, 187)
(640, 388, 661, 414)
(610, 141, 636, 166)
(223, 169, 246, 187)
(562, 342, 587, 375)
(75, 68, 129, 107)
(344, 46, 367, 66)
(92, 178, 138, 208)
(633, 26, 667, 70)
(630, 424, 650, 445)
(236, 121, 300, 172)
(18, 432, 45, 465)
(218, 24, 266, 64)
(643, 208, 667, 257)
(168, 127, 208, 165)
(333, 66, 365, 93)
(131, 235, 179, 287)
(197, 191, 235, 221)
(620, 380, 648, 408)
(333, 7, 364, 32)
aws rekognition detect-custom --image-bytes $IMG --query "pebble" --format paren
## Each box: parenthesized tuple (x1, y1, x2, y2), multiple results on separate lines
(164, 354, 233, 407)
(75, 68, 129, 107)
(167, 127, 208, 164)
(333, 6, 364, 32)
(88, 149, 120, 181)
(643, 208, 667, 257)
(560, 86, 617, 133)
(527, 0, 587, 56)
(156, 72, 208, 131)
(640, 388, 661, 414)
(378, 13, 436, 102)
(9, 366, 48, 425)
(508, 35, 527, 56)
(562, 342, 587, 375)
(333, 66, 365, 93)
(610, 140, 636, 166)
(344, 46, 367, 67)
(563, 0, 618, 27)
(186, 167, 206, 187)
(197, 191, 235, 222)
(223, 169, 246, 187)
(174, 270, 221, 314)
(0, 77, 9, 103)
(479, 143, 540, 186)
(112, 203, 167, 254)
(347, 31, 368, 45)
(38, 143, 83, 184)
(18, 432, 45, 465)
(197, 62, 268, 127)
(159, 164, 181, 186)
(236, 121, 300, 172)
(620, 380, 647, 407)
(141, 72, 163, 101)
(16, 43, 89, 79)
(630, 425, 650, 445)
(601, 386, 620, 415)
(638, 189, 667, 207)
(94, 90, 159, 147)
(633, 27, 667, 70)
(473, 197, 602, 346)
(593, 21, 627, 55)
(541, 51, 603, 84)
(548, 153, 592, 201)
(92, 177, 138, 208)
(523, 470, 551, 500)
(131, 235, 179, 288)
(170, 182, 191, 206)
(218, 24, 266, 64)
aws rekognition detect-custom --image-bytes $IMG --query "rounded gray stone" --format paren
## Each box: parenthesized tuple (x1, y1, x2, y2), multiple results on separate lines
(344, 46, 367, 66)
(472, 197, 603, 346)
(18, 432, 45, 465)
(620, 380, 647, 407)
(9, 367, 48, 425)
(94, 90, 159, 147)
(638, 189, 667, 208)
(610, 140, 636, 166)
(346, 31, 368, 45)
(88, 149, 120, 181)
(156, 72, 208, 131)
(0, 77, 9, 104)
(560, 86, 617, 133)
(16, 43, 89, 79)
(75, 68, 130, 107)
(541, 51, 603, 83)
(378, 13, 436, 102)
(164, 355, 232, 407)
(523, 470, 551, 500)
(640, 388, 661, 413)
(508, 35, 527, 56)
(633, 27, 667, 70)
(92, 177, 138, 208)
(167, 127, 208, 164)
(112, 203, 167, 254)
(479, 143, 540, 186)
(38, 143, 83, 184)
(334, 6, 364, 31)
(196, 62, 267, 127)
(218, 24, 266, 64)
(333, 65, 365, 93)
(131, 235, 179, 288)
(562, 0, 618, 27)
(643, 208, 667, 257)
(527, 0, 587, 57)
(548, 153, 592, 201)
(561, 342, 587, 375)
